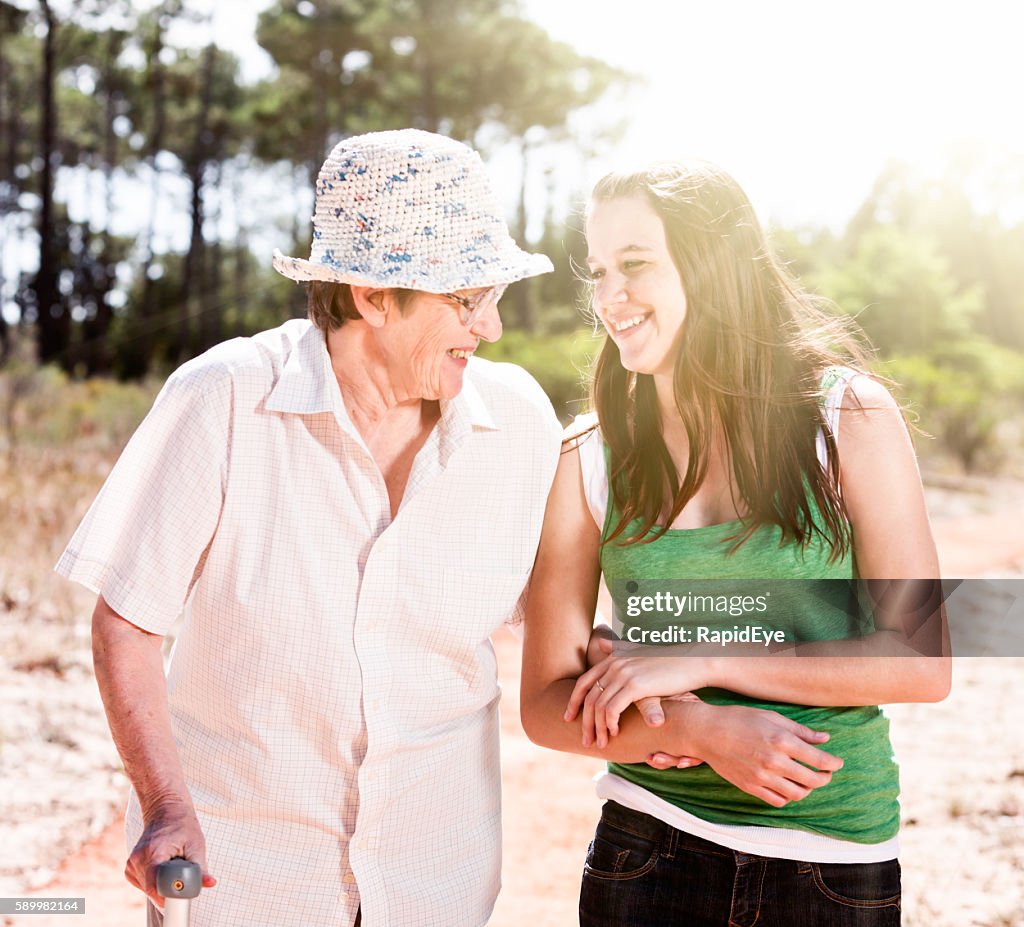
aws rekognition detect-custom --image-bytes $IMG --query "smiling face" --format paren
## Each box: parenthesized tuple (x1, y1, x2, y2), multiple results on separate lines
(586, 194, 687, 380)
(380, 287, 503, 401)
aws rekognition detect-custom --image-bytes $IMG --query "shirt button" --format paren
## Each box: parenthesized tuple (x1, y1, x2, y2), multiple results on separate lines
(343, 872, 357, 884)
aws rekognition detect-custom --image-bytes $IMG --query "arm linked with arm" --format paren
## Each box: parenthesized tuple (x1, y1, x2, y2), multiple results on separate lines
(569, 378, 950, 739)
(520, 446, 844, 808)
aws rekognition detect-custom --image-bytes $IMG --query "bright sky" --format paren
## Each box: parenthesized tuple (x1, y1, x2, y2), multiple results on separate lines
(199, 0, 1024, 229)
(530, 0, 1024, 229)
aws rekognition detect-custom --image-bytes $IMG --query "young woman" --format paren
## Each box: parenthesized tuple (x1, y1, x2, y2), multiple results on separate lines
(520, 160, 949, 926)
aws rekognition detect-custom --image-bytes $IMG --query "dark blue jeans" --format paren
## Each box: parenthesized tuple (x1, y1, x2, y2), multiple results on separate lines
(580, 801, 901, 927)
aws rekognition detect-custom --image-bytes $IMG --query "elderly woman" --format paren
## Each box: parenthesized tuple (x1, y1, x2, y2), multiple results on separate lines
(56, 129, 561, 927)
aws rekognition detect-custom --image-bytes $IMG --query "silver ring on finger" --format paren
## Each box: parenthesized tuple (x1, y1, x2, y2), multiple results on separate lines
(596, 679, 606, 692)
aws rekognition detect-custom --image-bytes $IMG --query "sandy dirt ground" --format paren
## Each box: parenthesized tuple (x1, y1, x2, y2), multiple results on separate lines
(2, 480, 1023, 927)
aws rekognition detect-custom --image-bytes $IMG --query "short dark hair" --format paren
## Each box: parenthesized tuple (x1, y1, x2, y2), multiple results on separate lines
(307, 282, 417, 334)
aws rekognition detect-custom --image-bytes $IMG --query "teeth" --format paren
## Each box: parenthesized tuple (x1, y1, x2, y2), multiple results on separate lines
(448, 349, 474, 359)
(612, 315, 646, 332)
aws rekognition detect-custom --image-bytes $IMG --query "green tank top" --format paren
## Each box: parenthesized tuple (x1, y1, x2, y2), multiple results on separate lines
(599, 371, 900, 845)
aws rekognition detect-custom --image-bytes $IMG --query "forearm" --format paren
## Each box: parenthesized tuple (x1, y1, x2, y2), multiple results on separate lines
(521, 676, 705, 761)
(707, 633, 951, 705)
(92, 596, 193, 816)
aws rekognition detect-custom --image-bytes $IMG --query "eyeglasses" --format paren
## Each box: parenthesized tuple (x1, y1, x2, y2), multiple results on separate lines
(441, 283, 508, 327)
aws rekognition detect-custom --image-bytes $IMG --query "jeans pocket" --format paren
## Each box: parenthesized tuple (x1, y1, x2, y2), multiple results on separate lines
(583, 819, 660, 881)
(809, 860, 902, 908)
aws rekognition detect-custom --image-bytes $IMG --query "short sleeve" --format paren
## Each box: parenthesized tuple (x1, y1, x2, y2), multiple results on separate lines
(54, 360, 232, 635)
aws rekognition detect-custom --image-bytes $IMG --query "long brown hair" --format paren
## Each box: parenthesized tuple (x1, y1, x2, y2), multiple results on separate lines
(590, 161, 872, 558)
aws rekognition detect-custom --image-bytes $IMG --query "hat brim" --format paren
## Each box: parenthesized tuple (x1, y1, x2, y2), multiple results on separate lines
(272, 248, 553, 292)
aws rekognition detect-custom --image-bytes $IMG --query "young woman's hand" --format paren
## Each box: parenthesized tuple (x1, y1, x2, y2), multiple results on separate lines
(641, 692, 706, 769)
(567, 637, 711, 748)
(689, 703, 843, 807)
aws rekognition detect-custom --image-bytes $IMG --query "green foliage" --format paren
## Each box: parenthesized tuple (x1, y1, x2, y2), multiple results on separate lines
(3, 0, 633, 376)
(883, 342, 1024, 473)
(110, 251, 304, 379)
(845, 155, 1024, 351)
(2, 0, 1022, 478)
(0, 13, 42, 217)
(792, 156, 1024, 474)
(812, 225, 982, 356)
(770, 225, 843, 281)
(41, 376, 159, 448)
(1, 362, 158, 452)
(161, 45, 249, 165)
(477, 326, 603, 422)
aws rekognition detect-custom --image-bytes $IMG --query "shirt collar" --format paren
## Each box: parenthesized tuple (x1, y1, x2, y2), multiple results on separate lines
(264, 321, 498, 438)
(264, 322, 338, 416)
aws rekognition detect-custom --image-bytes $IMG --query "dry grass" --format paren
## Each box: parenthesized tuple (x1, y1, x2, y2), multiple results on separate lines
(0, 446, 129, 894)
(0, 363, 157, 892)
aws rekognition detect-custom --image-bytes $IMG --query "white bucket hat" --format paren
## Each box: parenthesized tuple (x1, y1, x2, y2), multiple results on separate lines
(272, 129, 553, 292)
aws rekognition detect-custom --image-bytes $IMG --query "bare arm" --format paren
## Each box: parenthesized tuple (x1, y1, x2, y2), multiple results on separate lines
(92, 595, 216, 907)
(521, 445, 843, 807)
(571, 378, 951, 743)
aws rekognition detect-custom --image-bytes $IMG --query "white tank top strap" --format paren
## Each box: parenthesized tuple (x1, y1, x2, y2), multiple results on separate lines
(816, 365, 861, 471)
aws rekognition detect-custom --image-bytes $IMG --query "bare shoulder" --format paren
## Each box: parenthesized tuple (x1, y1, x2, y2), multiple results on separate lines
(836, 375, 908, 451)
(835, 374, 925, 528)
(833, 376, 938, 578)
(841, 374, 901, 414)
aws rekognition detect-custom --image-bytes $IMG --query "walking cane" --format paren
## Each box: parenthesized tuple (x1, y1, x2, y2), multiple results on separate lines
(156, 858, 202, 927)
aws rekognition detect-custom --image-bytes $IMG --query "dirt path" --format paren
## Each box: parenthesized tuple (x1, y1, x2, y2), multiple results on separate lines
(9, 502, 1024, 927)
(931, 511, 1024, 577)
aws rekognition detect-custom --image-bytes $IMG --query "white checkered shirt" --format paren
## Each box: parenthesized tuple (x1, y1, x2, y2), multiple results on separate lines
(56, 319, 562, 926)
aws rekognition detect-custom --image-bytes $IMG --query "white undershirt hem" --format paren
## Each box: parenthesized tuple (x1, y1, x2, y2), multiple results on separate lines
(596, 771, 900, 863)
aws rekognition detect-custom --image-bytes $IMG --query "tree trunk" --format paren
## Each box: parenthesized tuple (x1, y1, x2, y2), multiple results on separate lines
(310, 4, 330, 185)
(82, 35, 119, 376)
(513, 135, 533, 330)
(0, 33, 13, 359)
(418, 0, 438, 131)
(34, 0, 68, 367)
(136, 10, 169, 377)
(201, 160, 222, 351)
(231, 158, 249, 337)
(178, 43, 216, 363)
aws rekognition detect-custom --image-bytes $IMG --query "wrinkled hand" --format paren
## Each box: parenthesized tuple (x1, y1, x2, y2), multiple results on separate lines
(567, 637, 709, 748)
(126, 802, 217, 909)
(693, 703, 843, 807)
